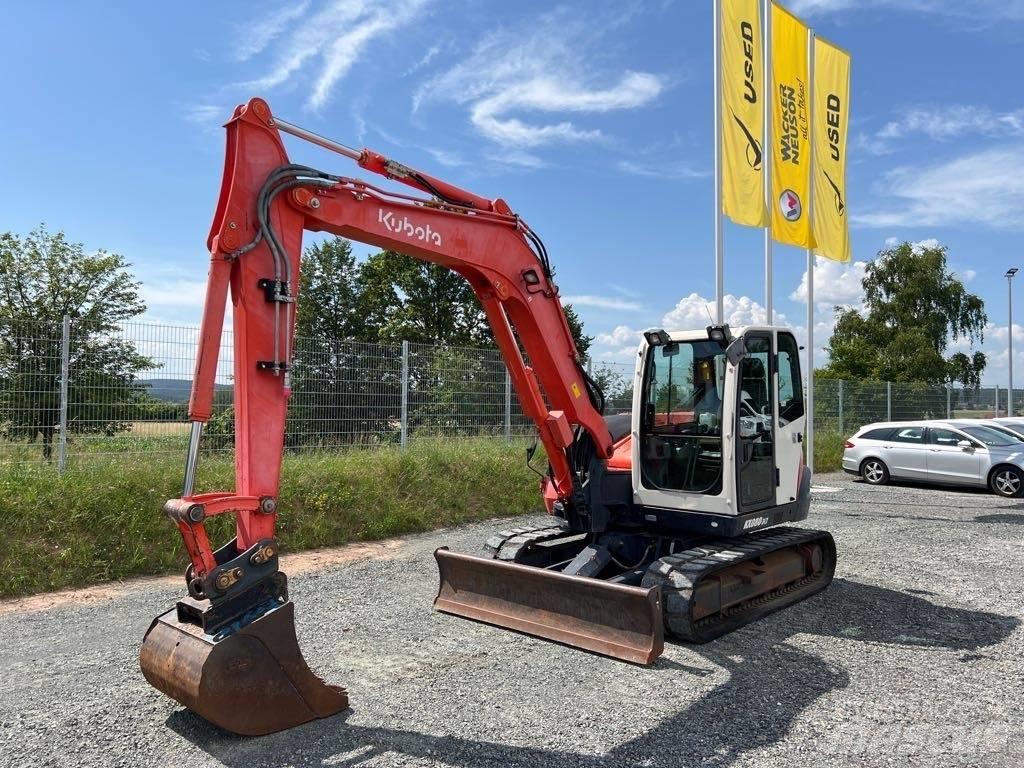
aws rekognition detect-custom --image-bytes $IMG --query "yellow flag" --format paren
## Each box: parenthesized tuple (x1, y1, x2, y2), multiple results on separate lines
(721, 0, 767, 227)
(770, 2, 814, 248)
(812, 37, 851, 262)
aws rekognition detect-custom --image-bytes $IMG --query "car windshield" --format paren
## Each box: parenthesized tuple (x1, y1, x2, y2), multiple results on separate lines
(985, 424, 1024, 441)
(961, 426, 1021, 447)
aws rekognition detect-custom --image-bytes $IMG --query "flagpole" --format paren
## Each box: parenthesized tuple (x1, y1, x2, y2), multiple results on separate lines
(713, 0, 725, 324)
(763, 0, 774, 324)
(806, 27, 816, 475)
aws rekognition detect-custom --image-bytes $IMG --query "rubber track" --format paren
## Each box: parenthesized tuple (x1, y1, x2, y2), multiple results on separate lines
(642, 527, 837, 644)
(484, 524, 571, 561)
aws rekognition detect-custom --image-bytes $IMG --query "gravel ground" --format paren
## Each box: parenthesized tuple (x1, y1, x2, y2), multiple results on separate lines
(1, 471, 1023, 768)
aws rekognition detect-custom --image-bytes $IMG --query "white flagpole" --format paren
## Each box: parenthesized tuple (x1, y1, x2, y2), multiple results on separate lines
(713, 0, 725, 324)
(763, 0, 774, 324)
(806, 28, 816, 475)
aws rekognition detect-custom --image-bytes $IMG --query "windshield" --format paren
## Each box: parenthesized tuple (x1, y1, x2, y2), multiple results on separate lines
(640, 339, 727, 494)
(997, 422, 1024, 437)
(962, 426, 1021, 447)
(984, 424, 1024, 442)
(643, 340, 726, 436)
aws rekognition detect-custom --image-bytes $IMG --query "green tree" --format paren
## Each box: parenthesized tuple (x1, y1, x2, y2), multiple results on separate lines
(358, 250, 491, 346)
(821, 241, 987, 386)
(0, 226, 153, 459)
(563, 304, 592, 360)
(281, 238, 595, 444)
(289, 238, 401, 446)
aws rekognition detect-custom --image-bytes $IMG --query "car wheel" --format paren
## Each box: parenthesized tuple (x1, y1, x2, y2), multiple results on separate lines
(860, 458, 889, 485)
(989, 466, 1024, 498)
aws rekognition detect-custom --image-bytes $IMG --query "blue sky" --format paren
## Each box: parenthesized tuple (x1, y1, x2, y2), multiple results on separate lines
(3, 0, 1024, 381)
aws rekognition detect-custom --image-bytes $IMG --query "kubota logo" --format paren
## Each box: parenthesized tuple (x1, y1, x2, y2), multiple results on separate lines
(378, 209, 442, 246)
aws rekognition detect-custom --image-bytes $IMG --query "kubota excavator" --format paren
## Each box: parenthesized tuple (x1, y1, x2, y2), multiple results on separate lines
(140, 98, 836, 736)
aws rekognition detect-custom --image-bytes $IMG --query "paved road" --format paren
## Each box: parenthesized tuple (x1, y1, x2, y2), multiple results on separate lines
(1, 472, 1022, 767)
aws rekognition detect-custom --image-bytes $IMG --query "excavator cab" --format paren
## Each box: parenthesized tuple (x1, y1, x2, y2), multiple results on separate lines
(436, 324, 834, 655)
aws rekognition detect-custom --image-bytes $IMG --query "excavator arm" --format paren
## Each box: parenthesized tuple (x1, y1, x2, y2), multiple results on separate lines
(184, 97, 612, 569)
(140, 99, 658, 737)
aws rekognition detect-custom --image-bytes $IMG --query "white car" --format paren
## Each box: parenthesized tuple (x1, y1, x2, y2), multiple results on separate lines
(842, 420, 1024, 497)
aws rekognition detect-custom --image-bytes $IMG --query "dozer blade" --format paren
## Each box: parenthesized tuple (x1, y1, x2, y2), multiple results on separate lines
(433, 547, 664, 665)
(140, 600, 348, 736)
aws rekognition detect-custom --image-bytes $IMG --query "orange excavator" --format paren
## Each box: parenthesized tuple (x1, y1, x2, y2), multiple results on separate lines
(140, 98, 836, 736)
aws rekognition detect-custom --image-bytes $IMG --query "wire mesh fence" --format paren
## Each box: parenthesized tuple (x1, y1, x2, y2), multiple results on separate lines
(1, 317, 1020, 471)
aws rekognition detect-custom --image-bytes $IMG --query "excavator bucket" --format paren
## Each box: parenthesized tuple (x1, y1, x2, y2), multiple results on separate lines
(140, 600, 348, 736)
(433, 548, 664, 665)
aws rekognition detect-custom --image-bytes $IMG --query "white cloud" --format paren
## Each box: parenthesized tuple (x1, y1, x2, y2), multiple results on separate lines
(956, 268, 978, 282)
(790, 260, 868, 309)
(414, 12, 664, 148)
(403, 43, 442, 77)
(424, 148, 466, 167)
(233, 0, 311, 62)
(616, 159, 708, 181)
(141, 279, 209, 308)
(949, 322, 1024, 386)
(592, 325, 644, 361)
(790, 0, 1024, 19)
(596, 325, 642, 348)
(860, 105, 1024, 156)
(182, 104, 225, 132)
(562, 295, 645, 312)
(245, 0, 431, 111)
(661, 293, 782, 331)
(853, 145, 1024, 229)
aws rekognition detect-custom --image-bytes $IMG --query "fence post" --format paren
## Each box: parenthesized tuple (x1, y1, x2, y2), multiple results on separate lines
(946, 384, 951, 419)
(886, 381, 892, 421)
(995, 384, 1001, 418)
(504, 369, 511, 441)
(838, 380, 844, 436)
(400, 340, 409, 449)
(57, 315, 71, 474)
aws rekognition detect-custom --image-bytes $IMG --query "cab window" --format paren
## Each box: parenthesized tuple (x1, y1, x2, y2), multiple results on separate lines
(929, 428, 963, 447)
(777, 333, 804, 424)
(892, 427, 925, 443)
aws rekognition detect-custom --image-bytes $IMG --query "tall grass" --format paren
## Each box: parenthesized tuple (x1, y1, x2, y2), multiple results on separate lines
(813, 431, 846, 474)
(0, 439, 543, 598)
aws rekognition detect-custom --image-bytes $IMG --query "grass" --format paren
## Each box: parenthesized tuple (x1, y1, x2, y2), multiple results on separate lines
(0, 439, 543, 598)
(812, 431, 846, 474)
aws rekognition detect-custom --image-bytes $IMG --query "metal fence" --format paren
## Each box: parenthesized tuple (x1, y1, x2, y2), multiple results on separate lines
(0, 317, 1019, 470)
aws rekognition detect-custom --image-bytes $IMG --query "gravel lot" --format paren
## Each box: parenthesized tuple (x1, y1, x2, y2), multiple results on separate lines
(1, 471, 1022, 768)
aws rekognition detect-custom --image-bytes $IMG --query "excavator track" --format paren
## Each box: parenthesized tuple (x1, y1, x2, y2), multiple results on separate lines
(642, 527, 836, 643)
(484, 524, 571, 560)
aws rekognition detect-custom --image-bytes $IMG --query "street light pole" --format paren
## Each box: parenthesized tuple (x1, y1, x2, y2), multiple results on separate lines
(1007, 267, 1018, 417)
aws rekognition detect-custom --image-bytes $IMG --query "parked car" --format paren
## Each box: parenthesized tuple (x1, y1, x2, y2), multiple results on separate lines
(992, 417, 1024, 438)
(946, 418, 1024, 444)
(842, 420, 1024, 497)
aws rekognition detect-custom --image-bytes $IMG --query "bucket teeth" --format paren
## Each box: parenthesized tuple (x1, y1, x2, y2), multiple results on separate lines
(140, 600, 347, 736)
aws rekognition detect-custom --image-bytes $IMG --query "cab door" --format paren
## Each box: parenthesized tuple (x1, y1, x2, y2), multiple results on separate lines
(735, 333, 775, 511)
(774, 332, 806, 506)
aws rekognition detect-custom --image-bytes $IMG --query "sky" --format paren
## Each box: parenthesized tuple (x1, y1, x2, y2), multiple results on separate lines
(3, 0, 1024, 383)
